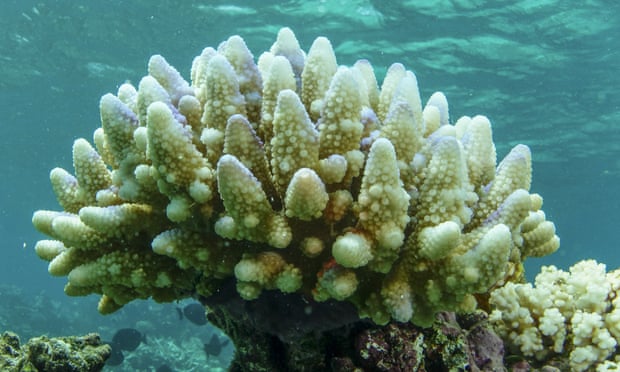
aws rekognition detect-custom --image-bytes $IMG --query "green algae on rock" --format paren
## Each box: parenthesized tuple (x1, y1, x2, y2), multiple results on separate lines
(0, 331, 110, 371)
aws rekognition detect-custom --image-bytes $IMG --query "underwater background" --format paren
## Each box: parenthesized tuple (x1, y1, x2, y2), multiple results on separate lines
(1, 0, 618, 370)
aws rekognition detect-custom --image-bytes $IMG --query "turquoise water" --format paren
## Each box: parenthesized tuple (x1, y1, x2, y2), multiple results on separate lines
(1, 0, 618, 369)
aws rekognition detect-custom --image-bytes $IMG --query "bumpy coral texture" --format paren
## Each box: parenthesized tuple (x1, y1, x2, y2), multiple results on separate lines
(32, 28, 559, 325)
(490, 260, 620, 372)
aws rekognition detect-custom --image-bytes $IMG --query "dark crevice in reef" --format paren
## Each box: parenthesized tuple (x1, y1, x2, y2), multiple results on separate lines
(202, 280, 506, 372)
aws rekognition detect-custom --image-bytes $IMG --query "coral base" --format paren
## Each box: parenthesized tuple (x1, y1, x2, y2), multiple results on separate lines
(203, 282, 506, 371)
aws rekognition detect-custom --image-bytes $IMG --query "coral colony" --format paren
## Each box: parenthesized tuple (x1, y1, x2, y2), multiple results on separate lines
(41, 28, 620, 370)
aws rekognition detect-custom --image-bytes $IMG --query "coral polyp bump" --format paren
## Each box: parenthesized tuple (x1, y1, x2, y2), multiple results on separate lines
(32, 27, 559, 326)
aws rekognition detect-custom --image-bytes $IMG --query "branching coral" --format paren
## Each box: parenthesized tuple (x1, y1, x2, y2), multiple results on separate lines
(490, 260, 620, 371)
(32, 27, 559, 326)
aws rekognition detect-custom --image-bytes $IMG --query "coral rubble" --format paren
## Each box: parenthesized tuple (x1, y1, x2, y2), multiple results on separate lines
(32, 27, 560, 367)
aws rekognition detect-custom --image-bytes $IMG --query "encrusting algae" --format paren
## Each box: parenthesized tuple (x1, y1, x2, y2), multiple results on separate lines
(32, 28, 559, 330)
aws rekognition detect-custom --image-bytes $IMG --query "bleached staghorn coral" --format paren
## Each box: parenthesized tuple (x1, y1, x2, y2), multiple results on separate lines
(32, 28, 559, 325)
(490, 260, 620, 372)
